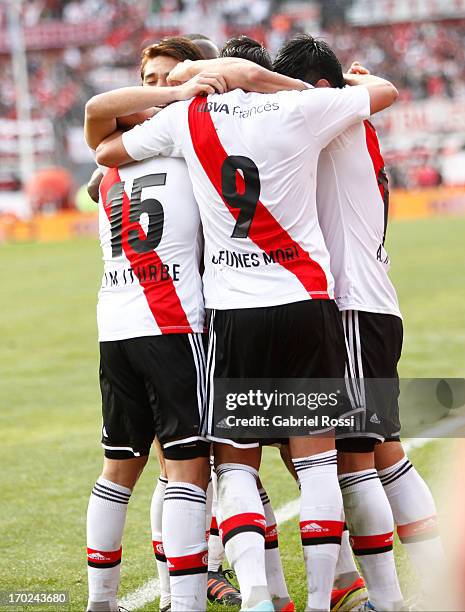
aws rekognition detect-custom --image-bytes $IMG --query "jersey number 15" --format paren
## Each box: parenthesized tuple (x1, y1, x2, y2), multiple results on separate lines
(105, 173, 166, 258)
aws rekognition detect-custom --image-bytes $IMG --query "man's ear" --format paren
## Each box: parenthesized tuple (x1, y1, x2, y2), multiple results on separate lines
(315, 78, 331, 88)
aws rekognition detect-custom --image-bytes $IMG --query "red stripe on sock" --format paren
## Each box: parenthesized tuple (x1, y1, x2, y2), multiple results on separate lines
(397, 516, 438, 541)
(265, 523, 278, 544)
(350, 532, 394, 552)
(210, 516, 218, 531)
(300, 520, 344, 538)
(87, 546, 122, 564)
(220, 512, 266, 541)
(152, 540, 166, 560)
(167, 549, 208, 574)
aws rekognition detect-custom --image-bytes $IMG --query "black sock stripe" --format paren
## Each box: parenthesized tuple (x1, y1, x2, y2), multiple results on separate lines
(294, 462, 337, 472)
(88, 559, 121, 569)
(164, 495, 206, 505)
(169, 566, 208, 576)
(165, 487, 206, 499)
(210, 527, 219, 536)
(165, 490, 206, 498)
(340, 475, 380, 490)
(155, 553, 167, 562)
(353, 544, 393, 555)
(379, 460, 411, 483)
(216, 467, 257, 478)
(379, 460, 410, 482)
(293, 455, 336, 466)
(94, 482, 130, 499)
(265, 540, 279, 549)
(301, 536, 342, 546)
(294, 458, 338, 468)
(91, 491, 128, 505)
(339, 471, 377, 486)
(222, 525, 265, 546)
(380, 463, 413, 486)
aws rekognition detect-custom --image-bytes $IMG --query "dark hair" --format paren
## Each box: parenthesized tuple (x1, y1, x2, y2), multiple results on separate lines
(185, 33, 219, 59)
(220, 35, 272, 70)
(140, 37, 203, 80)
(273, 34, 345, 88)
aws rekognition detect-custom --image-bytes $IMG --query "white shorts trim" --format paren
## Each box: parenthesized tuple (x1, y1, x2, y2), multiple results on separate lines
(163, 435, 208, 449)
(101, 443, 141, 457)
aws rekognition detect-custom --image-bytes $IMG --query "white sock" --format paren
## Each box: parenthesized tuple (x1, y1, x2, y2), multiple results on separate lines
(334, 526, 361, 589)
(208, 464, 225, 572)
(163, 482, 208, 611)
(258, 486, 290, 604)
(293, 450, 343, 611)
(86, 477, 131, 611)
(340, 469, 403, 611)
(379, 456, 446, 596)
(217, 463, 269, 607)
(205, 475, 213, 541)
(150, 476, 170, 609)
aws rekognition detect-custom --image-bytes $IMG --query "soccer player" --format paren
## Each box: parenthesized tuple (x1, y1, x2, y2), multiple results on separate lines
(273, 35, 444, 610)
(84, 37, 225, 612)
(215, 35, 294, 612)
(220, 35, 273, 70)
(95, 60, 397, 611)
(185, 33, 220, 60)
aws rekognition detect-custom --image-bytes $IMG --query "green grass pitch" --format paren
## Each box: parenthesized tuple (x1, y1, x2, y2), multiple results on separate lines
(0, 216, 464, 611)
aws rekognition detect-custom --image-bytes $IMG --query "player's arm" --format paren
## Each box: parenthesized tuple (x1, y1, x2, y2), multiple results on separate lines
(343, 73, 398, 115)
(168, 57, 307, 93)
(85, 73, 227, 150)
(95, 130, 132, 167)
(96, 103, 179, 168)
(87, 168, 103, 203)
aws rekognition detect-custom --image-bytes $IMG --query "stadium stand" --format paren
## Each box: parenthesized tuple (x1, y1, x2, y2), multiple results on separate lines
(1, 0, 465, 194)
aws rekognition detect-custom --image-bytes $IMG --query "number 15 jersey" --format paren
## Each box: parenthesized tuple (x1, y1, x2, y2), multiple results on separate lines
(122, 86, 371, 310)
(97, 157, 205, 341)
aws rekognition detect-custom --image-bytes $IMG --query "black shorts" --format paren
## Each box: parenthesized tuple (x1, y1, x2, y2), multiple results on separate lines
(337, 310, 403, 450)
(99, 334, 209, 460)
(204, 299, 346, 447)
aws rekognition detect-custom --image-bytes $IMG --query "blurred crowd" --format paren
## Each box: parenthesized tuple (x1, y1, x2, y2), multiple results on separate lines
(1, 0, 465, 191)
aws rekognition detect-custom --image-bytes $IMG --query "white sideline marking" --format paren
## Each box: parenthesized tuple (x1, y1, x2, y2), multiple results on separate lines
(119, 578, 160, 611)
(121, 420, 462, 610)
(274, 498, 300, 525)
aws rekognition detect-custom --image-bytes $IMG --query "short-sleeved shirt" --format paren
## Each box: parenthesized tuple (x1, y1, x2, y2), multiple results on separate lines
(316, 119, 401, 318)
(97, 156, 204, 341)
(122, 86, 371, 310)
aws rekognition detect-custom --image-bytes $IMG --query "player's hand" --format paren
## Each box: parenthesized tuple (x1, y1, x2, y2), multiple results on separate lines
(175, 72, 228, 100)
(348, 61, 370, 75)
(167, 59, 194, 85)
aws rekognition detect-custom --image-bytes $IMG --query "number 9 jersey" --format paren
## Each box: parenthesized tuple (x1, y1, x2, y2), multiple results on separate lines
(97, 157, 205, 341)
(122, 86, 371, 310)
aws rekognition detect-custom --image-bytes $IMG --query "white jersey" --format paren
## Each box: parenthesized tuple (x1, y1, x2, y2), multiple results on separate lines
(97, 156, 204, 341)
(122, 86, 370, 310)
(316, 119, 401, 318)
